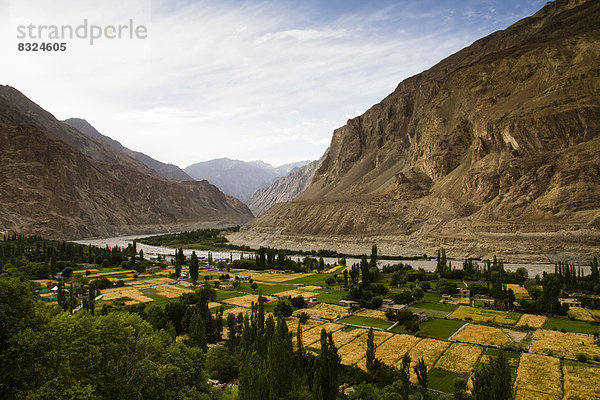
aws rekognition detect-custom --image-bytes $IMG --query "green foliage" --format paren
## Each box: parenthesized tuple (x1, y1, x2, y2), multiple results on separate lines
(190, 251, 199, 285)
(206, 345, 238, 382)
(472, 351, 513, 400)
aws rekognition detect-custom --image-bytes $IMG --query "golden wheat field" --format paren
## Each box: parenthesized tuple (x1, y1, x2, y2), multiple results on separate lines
(301, 323, 345, 347)
(248, 271, 313, 283)
(451, 323, 511, 346)
(435, 343, 483, 375)
(155, 285, 194, 298)
(506, 284, 530, 299)
(567, 306, 595, 322)
(532, 330, 600, 359)
(331, 328, 368, 348)
(87, 270, 131, 278)
(294, 303, 348, 320)
(224, 294, 275, 307)
(286, 317, 324, 331)
(513, 389, 561, 400)
(338, 332, 371, 366)
(356, 309, 388, 320)
(101, 288, 154, 303)
(563, 362, 600, 400)
(377, 334, 422, 366)
(515, 353, 562, 398)
(516, 314, 547, 329)
(449, 306, 520, 325)
(406, 338, 450, 371)
(589, 308, 600, 321)
(274, 289, 319, 298)
(222, 307, 253, 318)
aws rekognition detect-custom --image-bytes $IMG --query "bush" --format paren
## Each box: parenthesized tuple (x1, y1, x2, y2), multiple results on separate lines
(576, 353, 588, 363)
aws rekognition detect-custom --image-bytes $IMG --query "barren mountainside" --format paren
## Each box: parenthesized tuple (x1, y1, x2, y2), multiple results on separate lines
(230, 0, 600, 261)
(63, 118, 194, 182)
(0, 87, 253, 239)
(247, 158, 322, 216)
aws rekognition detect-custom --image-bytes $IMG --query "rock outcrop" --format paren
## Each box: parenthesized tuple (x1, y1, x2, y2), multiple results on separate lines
(230, 0, 600, 261)
(0, 86, 253, 239)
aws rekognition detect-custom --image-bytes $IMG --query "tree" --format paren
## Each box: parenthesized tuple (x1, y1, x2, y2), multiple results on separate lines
(472, 351, 512, 400)
(366, 329, 376, 375)
(190, 251, 199, 285)
(399, 354, 411, 400)
(174, 264, 182, 279)
(189, 311, 207, 350)
(206, 345, 238, 382)
(314, 329, 340, 400)
(370, 244, 378, 268)
(87, 287, 95, 315)
(414, 358, 428, 392)
(454, 378, 469, 400)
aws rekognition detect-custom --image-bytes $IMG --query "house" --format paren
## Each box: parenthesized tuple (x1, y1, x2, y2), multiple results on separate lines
(218, 284, 234, 290)
(382, 298, 395, 306)
(414, 312, 429, 323)
(306, 297, 320, 307)
(441, 294, 453, 302)
(559, 298, 582, 308)
(455, 288, 470, 298)
(384, 304, 407, 312)
(235, 275, 251, 282)
(293, 283, 306, 288)
(339, 300, 359, 307)
(265, 269, 286, 274)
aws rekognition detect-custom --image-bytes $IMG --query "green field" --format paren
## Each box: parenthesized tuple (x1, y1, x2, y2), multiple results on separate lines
(138, 288, 170, 305)
(316, 290, 348, 304)
(428, 368, 466, 393)
(416, 318, 465, 339)
(338, 315, 393, 330)
(410, 301, 458, 318)
(543, 317, 600, 335)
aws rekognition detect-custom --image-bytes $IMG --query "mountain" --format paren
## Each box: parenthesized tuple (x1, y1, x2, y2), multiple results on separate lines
(247, 158, 322, 216)
(184, 158, 310, 203)
(63, 118, 194, 182)
(0, 86, 253, 239)
(229, 0, 600, 262)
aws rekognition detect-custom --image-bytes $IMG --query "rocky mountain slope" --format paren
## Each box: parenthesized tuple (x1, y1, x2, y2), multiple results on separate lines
(0, 86, 253, 239)
(184, 158, 310, 203)
(247, 158, 322, 216)
(230, 0, 600, 262)
(63, 118, 194, 181)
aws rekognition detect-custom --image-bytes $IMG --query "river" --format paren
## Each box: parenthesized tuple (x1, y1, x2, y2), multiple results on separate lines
(75, 234, 591, 276)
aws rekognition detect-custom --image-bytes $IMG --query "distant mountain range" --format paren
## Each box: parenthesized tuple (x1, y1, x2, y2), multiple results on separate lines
(184, 158, 311, 203)
(0, 86, 253, 239)
(63, 118, 194, 182)
(247, 158, 323, 216)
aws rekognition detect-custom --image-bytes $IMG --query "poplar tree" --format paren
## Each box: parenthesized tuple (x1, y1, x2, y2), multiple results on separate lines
(190, 251, 199, 285)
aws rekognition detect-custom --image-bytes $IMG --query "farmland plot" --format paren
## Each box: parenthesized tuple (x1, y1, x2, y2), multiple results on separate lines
(301, 323, 344, 347)
(516, 314, 547, 329)
(224, 294, 275, 308)
(355, 309, 388, 320)
(567, 307, 594, 322)
(514, 353, 562, 399)
(155, 285, 194, 298)
(435, 343, 483, 375)
(451, 323, 511, 346)
(532, 330, 600, 360)
(331, 328, 367, 348)
(405, 338, 450, 373)
(294, 303, 348, 320)
(563, 362, 600, 400)
(376, 334, 421, 366)
(449, 306, 520, 325)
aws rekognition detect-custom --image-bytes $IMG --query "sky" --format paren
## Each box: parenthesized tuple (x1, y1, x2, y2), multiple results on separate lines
(0, 0, 545, 168)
